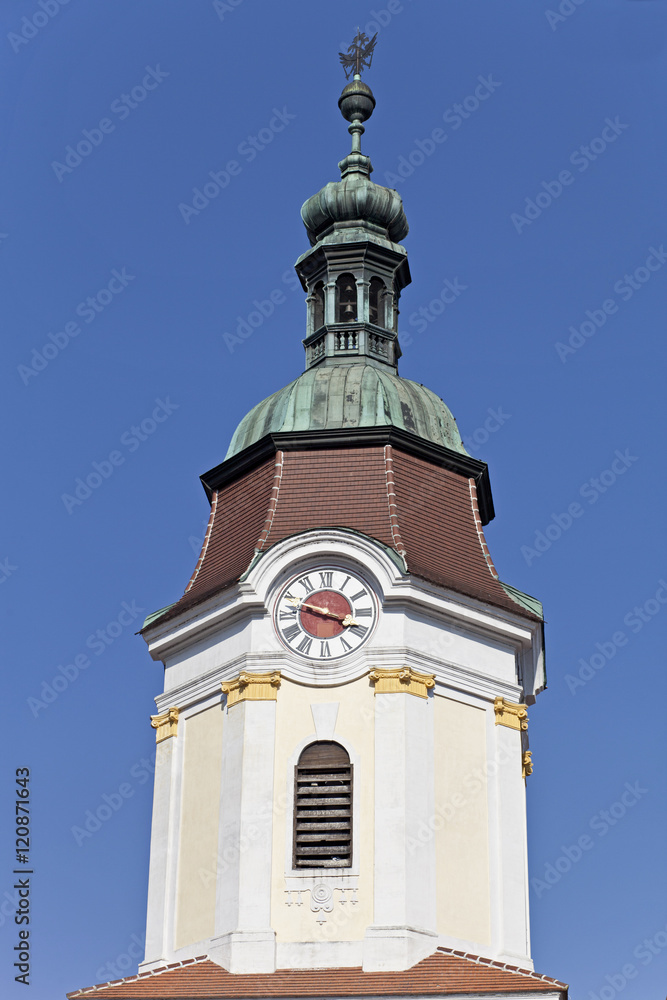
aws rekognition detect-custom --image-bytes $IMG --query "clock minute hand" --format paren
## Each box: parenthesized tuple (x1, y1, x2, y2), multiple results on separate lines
(285, 596, 359, 627)
(306, 604, 360, 627)
(285, 597, 331, 616)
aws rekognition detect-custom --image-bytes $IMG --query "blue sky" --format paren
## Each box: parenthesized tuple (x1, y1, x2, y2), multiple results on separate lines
(1, 1, 665, 997)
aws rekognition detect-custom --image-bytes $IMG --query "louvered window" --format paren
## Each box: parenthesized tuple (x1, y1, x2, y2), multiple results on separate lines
(293, 742, 352, 868)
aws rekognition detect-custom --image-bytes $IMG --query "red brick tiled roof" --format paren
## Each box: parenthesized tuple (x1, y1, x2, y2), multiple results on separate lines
(67, 948, 567, 998)
(152, 443, 538, 629)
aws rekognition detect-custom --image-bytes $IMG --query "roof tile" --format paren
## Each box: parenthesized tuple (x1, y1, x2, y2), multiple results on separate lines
(67, 948, 567, 999)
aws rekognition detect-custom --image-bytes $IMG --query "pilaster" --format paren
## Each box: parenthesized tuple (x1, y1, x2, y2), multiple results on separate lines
(494, 700, 531, 964)
(209, 678, 278, 973)
(142, 709, 181, 969)
(363, 670, 438, 971)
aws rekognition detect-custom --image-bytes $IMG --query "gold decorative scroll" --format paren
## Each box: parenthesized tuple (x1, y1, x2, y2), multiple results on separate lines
(150, 707, 179, 743)
(369, 667, 435, 700)
(522, 750, 534, 779)
(494, 697, 528, 731)
(221, 671, 281, 708)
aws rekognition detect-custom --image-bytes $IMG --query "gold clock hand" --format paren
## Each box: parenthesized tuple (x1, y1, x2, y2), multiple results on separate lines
(302, 601, 331, 616)
(285, 596, 358, 626)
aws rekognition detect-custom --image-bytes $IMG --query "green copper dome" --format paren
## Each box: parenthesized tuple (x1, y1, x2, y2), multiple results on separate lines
(225, 364, 469, 459)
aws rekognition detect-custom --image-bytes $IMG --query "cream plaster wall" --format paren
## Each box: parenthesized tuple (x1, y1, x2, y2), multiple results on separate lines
(271, 676, 375, 943)
(174, 706, 224, 949)
(433, 694, 491, 946)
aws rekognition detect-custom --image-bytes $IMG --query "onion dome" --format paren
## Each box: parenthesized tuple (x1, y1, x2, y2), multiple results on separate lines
(301, 78, 408, 247)
(226, 364, 469, 459)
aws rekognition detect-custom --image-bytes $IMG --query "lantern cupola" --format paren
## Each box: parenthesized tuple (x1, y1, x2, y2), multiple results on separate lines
(298, 74, 410, 372)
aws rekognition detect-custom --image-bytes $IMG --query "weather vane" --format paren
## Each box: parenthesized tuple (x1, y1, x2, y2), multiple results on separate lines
(339, 29, 378, 80)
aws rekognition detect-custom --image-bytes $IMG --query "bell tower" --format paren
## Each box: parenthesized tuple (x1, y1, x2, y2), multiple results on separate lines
(67, 35, 568, 1000)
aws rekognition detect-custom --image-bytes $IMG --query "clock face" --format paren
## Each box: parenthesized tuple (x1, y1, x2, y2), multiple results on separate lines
(274, 567, 377, 660)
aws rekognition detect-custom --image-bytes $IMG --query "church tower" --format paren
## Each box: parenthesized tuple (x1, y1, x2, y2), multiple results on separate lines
(68, 41, 568, 1000)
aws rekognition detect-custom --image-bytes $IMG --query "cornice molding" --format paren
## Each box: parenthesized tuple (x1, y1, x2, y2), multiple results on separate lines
(494, 696, 529, 731)
(369, 666, 435, 699)
(150, 707, 179, 743)
(221, 670, 281, 708)
(201, 426, 494, 525)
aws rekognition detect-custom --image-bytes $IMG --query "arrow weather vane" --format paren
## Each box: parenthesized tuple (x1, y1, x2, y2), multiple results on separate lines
(339, 29, 378, 79)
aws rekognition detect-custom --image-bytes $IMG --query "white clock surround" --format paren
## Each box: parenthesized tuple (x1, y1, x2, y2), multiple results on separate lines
(140, 528, 543, 976)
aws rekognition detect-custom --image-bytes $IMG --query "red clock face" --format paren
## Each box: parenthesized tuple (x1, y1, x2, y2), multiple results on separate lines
(299, 590, 351, 639)
(274, 568, 378, 660)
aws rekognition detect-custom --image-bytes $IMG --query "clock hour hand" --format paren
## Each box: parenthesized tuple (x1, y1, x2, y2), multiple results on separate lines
(284, 596, 358, 627)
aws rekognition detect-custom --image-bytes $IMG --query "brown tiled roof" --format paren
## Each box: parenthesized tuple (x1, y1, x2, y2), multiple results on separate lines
(67, 948, 567, 998)
(153, 443, 538, 628)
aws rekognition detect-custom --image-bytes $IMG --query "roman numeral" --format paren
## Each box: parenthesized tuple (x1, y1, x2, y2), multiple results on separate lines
(320, 641, 331, 658)
(279, 608, 297, 621)
(297, 635, 313, 655)
(339, 575, 351, 591)
(282, 623, 301, 643)
(349, 624, 368, 639)
(298, 576, 314, 594)
(355, 607, 373, 618)
(340, 636, 352, 652)
(350, 589, 367, 602)
(319, 571, 333, 588)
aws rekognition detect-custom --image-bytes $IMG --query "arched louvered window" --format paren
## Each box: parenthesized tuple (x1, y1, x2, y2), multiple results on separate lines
(369, 277, 385, 327)
(336, 273, 357, 322)
(293, 741, 352, 868)
(312, 281, 325, 330)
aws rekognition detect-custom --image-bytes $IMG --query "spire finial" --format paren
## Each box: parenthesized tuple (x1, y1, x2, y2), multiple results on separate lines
(337, 31, 377, 173)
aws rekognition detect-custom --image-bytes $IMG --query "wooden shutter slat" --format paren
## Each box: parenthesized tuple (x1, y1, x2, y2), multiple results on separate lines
(297, 834, 351, 843)
(297, 821, 349, 830)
